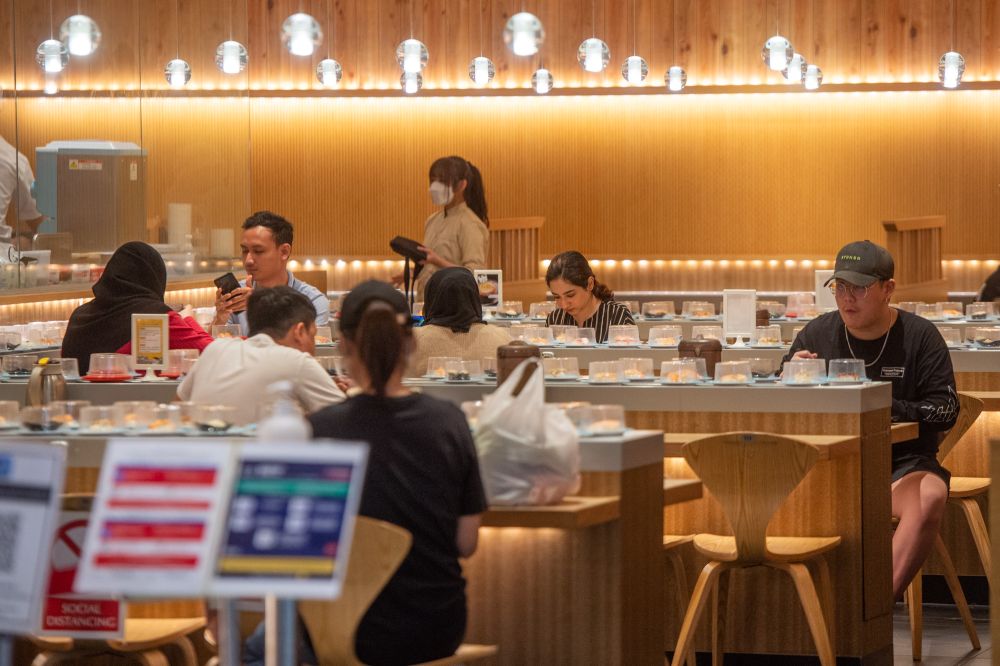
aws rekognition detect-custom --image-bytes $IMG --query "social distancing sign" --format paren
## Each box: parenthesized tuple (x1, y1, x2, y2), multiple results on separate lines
(38, 511, 124, 639)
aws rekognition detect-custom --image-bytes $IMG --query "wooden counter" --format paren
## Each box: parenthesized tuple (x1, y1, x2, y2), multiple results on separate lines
(419, 381, 895, 664)
(481, 496, 620, 529)
(463, 429, 668, 665)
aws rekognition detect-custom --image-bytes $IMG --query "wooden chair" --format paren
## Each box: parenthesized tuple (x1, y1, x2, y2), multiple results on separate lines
(663, 535, 696, 666)
(904, 391, 987, 660)
(299, 516, 497, 666)
(671, 433, 839, 666)
(30, 495, 206, 666)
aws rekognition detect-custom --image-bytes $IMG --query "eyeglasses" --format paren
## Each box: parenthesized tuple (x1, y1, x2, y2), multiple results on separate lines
(828, 281, 876, 300)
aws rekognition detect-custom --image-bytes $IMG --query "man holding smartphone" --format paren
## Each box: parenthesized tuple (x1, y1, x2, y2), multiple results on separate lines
(214, 210, 330, 335)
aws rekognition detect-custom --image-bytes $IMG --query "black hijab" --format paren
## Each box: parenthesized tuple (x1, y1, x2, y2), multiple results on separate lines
(422, 267, 484, 333)
(62, 242, 171, 374)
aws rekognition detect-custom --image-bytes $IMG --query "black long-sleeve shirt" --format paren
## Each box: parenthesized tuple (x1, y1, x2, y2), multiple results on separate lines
(784, 309, 958, 462)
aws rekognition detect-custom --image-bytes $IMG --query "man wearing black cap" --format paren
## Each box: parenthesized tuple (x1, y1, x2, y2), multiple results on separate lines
(784, 240, 958, 600)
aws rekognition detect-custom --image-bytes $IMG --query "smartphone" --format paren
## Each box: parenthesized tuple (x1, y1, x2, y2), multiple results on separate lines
(214, 272, 242, 294)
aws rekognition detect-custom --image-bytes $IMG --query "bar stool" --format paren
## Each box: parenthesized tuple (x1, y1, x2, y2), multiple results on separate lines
(905, 392, 986, 660)
(30, 494, 206, 666)
(299, 517, 497, 666)
(671, 433, 839, 666)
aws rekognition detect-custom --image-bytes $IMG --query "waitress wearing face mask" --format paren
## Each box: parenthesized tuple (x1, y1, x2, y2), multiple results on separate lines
(396, 156, 490, 296)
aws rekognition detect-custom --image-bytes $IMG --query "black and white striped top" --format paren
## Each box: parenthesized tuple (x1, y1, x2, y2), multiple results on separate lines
(546, 300, 635, 343)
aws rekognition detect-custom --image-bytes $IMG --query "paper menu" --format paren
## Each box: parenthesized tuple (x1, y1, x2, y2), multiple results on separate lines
(74, 440, 235, 598)
(0, 441, 66, 635)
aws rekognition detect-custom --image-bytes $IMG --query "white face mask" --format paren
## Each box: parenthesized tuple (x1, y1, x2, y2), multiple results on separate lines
(429, 181, 453, 206)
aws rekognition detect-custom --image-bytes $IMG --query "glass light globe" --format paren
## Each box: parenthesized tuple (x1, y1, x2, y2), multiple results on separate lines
(396, 39, 428, 74)
(578, 38, 610, 73)
(621, 55, 648, 84)
(803, 64, 823, 90)
(532, 68, 553, 94)
(665, 65, 687, 92)
(761, 35, 793, 71)
(401, 71, 423, 94)
(783, 53, 807, 83)
(36, 39, 68, 73)
(503, 12, 544, 57)
(282, 13, 323, 57)
(939, 51, 965, 89)
(469, 56, 495, 85)
(59, 14, 101, 57)
(216, 40, 248, 74)
(317, 58, 343, 87)
(164, 58, 192, 88)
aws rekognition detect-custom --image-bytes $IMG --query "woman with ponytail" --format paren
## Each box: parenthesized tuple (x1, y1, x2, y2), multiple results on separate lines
(406, 155, 490, 296)
(308, 280, 486, 665)
(545, 250, 634, 343)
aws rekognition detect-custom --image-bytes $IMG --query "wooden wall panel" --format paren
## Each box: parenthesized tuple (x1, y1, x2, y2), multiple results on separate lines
(5, 0, 1000, 91)
(248, 92, 1000, 258)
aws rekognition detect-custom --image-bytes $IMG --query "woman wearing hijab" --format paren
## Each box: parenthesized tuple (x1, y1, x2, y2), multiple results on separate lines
(408, 267, 510, 377)
(62, 241, 214, 374)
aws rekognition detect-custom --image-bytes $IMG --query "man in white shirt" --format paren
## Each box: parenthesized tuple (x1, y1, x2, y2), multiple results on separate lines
(0, 136, 44, 257)
(178, 286, 344, 425)
(212, 210, 329, 335)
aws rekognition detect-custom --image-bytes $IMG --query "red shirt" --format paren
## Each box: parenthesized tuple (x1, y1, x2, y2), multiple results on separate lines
(115, 311, 213, 355)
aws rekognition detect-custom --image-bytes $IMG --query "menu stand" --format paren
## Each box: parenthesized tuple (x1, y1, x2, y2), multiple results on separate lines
(216, 599, 241, 666)
(0, 635, 12, 666)
(265, 597, 298, 666)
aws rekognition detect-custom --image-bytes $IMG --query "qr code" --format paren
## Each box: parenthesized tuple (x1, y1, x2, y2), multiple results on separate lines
(0, 513, 20, 573)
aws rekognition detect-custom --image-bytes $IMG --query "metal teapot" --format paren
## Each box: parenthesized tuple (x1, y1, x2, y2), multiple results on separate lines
(28, 357, 66, 406)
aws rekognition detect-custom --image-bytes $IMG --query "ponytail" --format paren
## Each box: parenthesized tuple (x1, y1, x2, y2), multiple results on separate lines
(464, 162, 489, 227)
(354, 302, 412, 398)
(429, 155, 489, 227)
(592, 281, 614, 302)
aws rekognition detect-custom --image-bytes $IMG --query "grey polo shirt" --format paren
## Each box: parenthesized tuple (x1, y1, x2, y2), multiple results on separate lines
(228, 271, 330, 335)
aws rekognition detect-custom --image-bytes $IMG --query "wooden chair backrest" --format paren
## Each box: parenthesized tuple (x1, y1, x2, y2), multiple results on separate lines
(937, 391, 984, 463)
(683, 432, 819, 563)
(298, 517, 413, 666)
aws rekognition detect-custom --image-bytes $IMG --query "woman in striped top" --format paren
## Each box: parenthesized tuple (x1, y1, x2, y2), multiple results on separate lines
(544, 250, 634, 343)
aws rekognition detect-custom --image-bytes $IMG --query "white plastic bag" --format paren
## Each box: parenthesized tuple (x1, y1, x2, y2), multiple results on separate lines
(474, 359, 581, 505)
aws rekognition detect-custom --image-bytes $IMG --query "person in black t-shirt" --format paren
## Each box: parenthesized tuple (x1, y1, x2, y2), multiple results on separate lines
(308, 280, 487, 666)
(783, 241, 957, 600)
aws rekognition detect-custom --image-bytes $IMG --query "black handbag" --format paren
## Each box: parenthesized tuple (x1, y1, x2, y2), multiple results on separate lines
(389, 236, 426, 309)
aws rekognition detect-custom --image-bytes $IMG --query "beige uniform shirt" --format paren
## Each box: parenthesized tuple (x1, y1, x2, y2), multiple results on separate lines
(415, 202, 489, 294)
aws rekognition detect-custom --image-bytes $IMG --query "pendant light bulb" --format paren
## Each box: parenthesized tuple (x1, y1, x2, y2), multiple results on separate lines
(783, 53, 807, 83)
(165, 58, 192, 88)
(317, 59, 343, 87)
(282, 13, 323, 57)
(803, 64, 823, 90)
(503, 12, 544, 57)
(665, 65, 687, 92)
(396, 39, 429, 74)
(938, 51, 965, 89)
(469, 56, 495, 86)
(622, 55, 648, 84)
(216, 40, 248, 74)
(60, 14, 101, 57)
(36, 39, 68, 74)
(578, 38, 610, 73)
(761, 35, 793, 71)
(532, 68, 553, 94)
(401, 71, 423, 94)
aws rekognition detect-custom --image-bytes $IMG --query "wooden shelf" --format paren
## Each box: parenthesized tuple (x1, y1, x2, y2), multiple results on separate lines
(482, 496, 619, 529)
(663, 479, 703, 506)
(0, 275, 219, 307)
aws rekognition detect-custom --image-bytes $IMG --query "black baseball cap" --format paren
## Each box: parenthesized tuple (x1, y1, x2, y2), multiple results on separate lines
(339, 280, 412, 335)
(824, 240, 895, 287)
